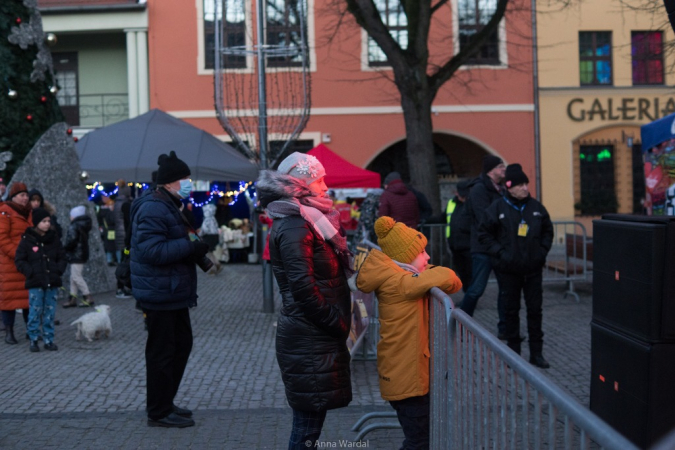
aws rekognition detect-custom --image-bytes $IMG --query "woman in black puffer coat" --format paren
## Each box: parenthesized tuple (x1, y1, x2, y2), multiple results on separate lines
(257, 153, 353, 450)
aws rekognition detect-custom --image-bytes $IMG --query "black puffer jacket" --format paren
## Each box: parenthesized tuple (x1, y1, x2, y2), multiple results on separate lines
(130, 188, 197, 310)
(269, 215, 352, 412)
(465, 173, 503, 253)
(64, 215, 92, 264)
(477, 194, 554, 275)
(15, 227, 67, 289)
(449, 198, 471, 252)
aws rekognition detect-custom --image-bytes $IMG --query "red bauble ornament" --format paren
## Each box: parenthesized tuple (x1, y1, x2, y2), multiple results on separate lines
(66, 128, 73, 135)
(73, 137, 79, 142)
(26, 114, 33, 121)
(40, 96, 47, 103)
(16, 18, 22, 24)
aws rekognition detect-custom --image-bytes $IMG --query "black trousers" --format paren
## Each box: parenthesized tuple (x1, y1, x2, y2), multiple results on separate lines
(144, 308, 193, 420)
(390, 394, 430, 450)
(496, 270, 544, 354)
(450, 247, 472, 292)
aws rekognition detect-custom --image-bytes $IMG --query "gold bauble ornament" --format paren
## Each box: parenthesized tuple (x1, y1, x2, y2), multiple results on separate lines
(45, 33, 58, 46)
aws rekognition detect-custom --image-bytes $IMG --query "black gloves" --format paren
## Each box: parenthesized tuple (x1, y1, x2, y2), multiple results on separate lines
(192, 241, 210, 259)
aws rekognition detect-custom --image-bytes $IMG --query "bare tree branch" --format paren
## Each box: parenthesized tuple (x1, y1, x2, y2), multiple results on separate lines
(344, 0, 408, 73)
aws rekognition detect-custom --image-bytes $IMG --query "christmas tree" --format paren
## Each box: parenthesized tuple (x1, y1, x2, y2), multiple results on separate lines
(0, 0, 64, 180)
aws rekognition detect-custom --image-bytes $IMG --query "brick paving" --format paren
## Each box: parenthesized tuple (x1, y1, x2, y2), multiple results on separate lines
(0, 263, 593, 449)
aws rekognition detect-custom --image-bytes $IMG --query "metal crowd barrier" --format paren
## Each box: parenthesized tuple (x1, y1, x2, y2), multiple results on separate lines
(651, 428, 675, 450)
(420, 221, 591, 301)
(541, 222, 590, 302)
(430, 287, 638, 450)
(419, 222, 453, 267)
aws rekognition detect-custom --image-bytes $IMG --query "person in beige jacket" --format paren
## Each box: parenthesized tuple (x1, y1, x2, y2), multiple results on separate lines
(355, 216, 462, 450)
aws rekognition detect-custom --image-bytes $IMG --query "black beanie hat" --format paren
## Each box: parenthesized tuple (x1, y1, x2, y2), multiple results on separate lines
(32, 207, 51, 227)
(156, 151, 191, 185)
(456, 180, 471, 198)
(482, 155, 503, 174)
(504, 164, 529, 188)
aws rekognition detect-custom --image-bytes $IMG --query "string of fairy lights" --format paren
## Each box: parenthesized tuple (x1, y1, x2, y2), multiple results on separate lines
(86, 181, 255, 207)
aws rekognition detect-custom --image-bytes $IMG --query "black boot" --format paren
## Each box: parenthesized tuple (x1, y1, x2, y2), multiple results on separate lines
(507, 340, 521, 355)
(530, 354, 550, 369)
(5, 327, 18, 345)
(529, 342, 550, 369)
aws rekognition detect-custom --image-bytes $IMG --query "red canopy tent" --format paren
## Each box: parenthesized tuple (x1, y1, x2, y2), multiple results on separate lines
(307, 144, 381, 188)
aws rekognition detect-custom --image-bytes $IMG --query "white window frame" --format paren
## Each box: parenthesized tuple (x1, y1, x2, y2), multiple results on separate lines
(359, 2, 407, 72)
(451, 0, 508, 70)
(196, 0, 316, 76)
(197, 0, 254, 75)
(263, 0, 317, 73)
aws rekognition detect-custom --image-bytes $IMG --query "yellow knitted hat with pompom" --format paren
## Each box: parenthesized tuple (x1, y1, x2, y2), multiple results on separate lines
(374, 216, 428, 264)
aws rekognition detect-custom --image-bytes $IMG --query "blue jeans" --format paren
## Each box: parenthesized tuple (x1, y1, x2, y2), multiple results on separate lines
(390, 394, 430, 450)
(460, 253, 505, 334)
(288, 408, 326, 450)
(27, 288, 58, 343)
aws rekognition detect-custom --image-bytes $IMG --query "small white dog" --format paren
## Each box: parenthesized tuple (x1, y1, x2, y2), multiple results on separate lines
(71, 305, 112, 342)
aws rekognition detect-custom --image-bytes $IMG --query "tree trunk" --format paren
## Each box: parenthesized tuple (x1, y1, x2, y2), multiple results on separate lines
(400, 92, 441, 215)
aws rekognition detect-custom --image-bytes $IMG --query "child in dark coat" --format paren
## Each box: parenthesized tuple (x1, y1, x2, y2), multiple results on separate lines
(15, 208, 67, 352)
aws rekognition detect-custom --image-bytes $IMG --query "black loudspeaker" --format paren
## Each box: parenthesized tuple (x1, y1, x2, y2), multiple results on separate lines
(590, 322, 675, 448)
(593, 214, 675, 342)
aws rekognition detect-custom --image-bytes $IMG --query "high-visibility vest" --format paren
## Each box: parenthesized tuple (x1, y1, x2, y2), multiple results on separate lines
(445, 198, 457, 238)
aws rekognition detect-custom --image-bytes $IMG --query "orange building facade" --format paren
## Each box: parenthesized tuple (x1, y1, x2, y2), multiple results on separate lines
(146, 0, 536, 205)
(39, 0, 537, 208)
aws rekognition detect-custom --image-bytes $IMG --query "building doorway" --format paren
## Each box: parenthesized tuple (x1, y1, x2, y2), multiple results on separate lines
(366, 132, 493, 183)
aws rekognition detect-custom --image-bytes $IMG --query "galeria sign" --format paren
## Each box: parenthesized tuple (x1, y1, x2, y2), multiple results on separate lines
(567, 97, 675, 122)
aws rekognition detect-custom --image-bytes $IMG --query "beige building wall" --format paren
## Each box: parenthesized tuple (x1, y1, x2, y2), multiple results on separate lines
(536, 1, 675, 223)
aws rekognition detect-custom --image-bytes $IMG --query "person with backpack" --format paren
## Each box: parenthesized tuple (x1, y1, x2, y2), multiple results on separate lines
(62, 206, 95, 308)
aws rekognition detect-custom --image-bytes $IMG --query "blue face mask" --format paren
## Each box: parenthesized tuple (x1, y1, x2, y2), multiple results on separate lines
(177, 179, 193, 198)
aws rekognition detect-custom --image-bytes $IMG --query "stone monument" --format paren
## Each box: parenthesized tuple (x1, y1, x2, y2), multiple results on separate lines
(10, 122, 116, 294)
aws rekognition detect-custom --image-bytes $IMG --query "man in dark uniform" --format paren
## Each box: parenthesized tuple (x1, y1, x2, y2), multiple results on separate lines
(459, 155, 506, 332)
(478, 164, 554, 368)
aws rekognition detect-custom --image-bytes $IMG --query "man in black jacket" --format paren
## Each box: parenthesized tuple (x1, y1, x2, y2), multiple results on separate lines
(459, 155, 506, 331)
(447, 180, 472, 290)
(131, 151, 210, 428)
(478, 164, 553, 368)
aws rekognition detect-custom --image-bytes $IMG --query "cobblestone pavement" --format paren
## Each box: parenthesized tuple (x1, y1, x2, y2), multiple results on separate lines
(0, 264, 593, 449)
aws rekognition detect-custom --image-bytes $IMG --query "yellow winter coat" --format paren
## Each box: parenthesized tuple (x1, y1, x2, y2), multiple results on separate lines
(356, 249, 462, 401)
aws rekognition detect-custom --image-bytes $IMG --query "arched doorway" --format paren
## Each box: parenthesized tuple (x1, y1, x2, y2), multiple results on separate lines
(366, 132, 495, 182)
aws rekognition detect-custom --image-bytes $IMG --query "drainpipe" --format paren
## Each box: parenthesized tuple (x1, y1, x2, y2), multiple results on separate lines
(531, 0, 542, 200)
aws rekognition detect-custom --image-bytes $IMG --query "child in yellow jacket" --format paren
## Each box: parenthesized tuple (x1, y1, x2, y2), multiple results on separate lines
(355, 216, 462, 450)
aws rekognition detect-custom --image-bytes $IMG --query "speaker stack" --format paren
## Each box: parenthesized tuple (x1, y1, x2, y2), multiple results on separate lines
(591, 214, 675, 448)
